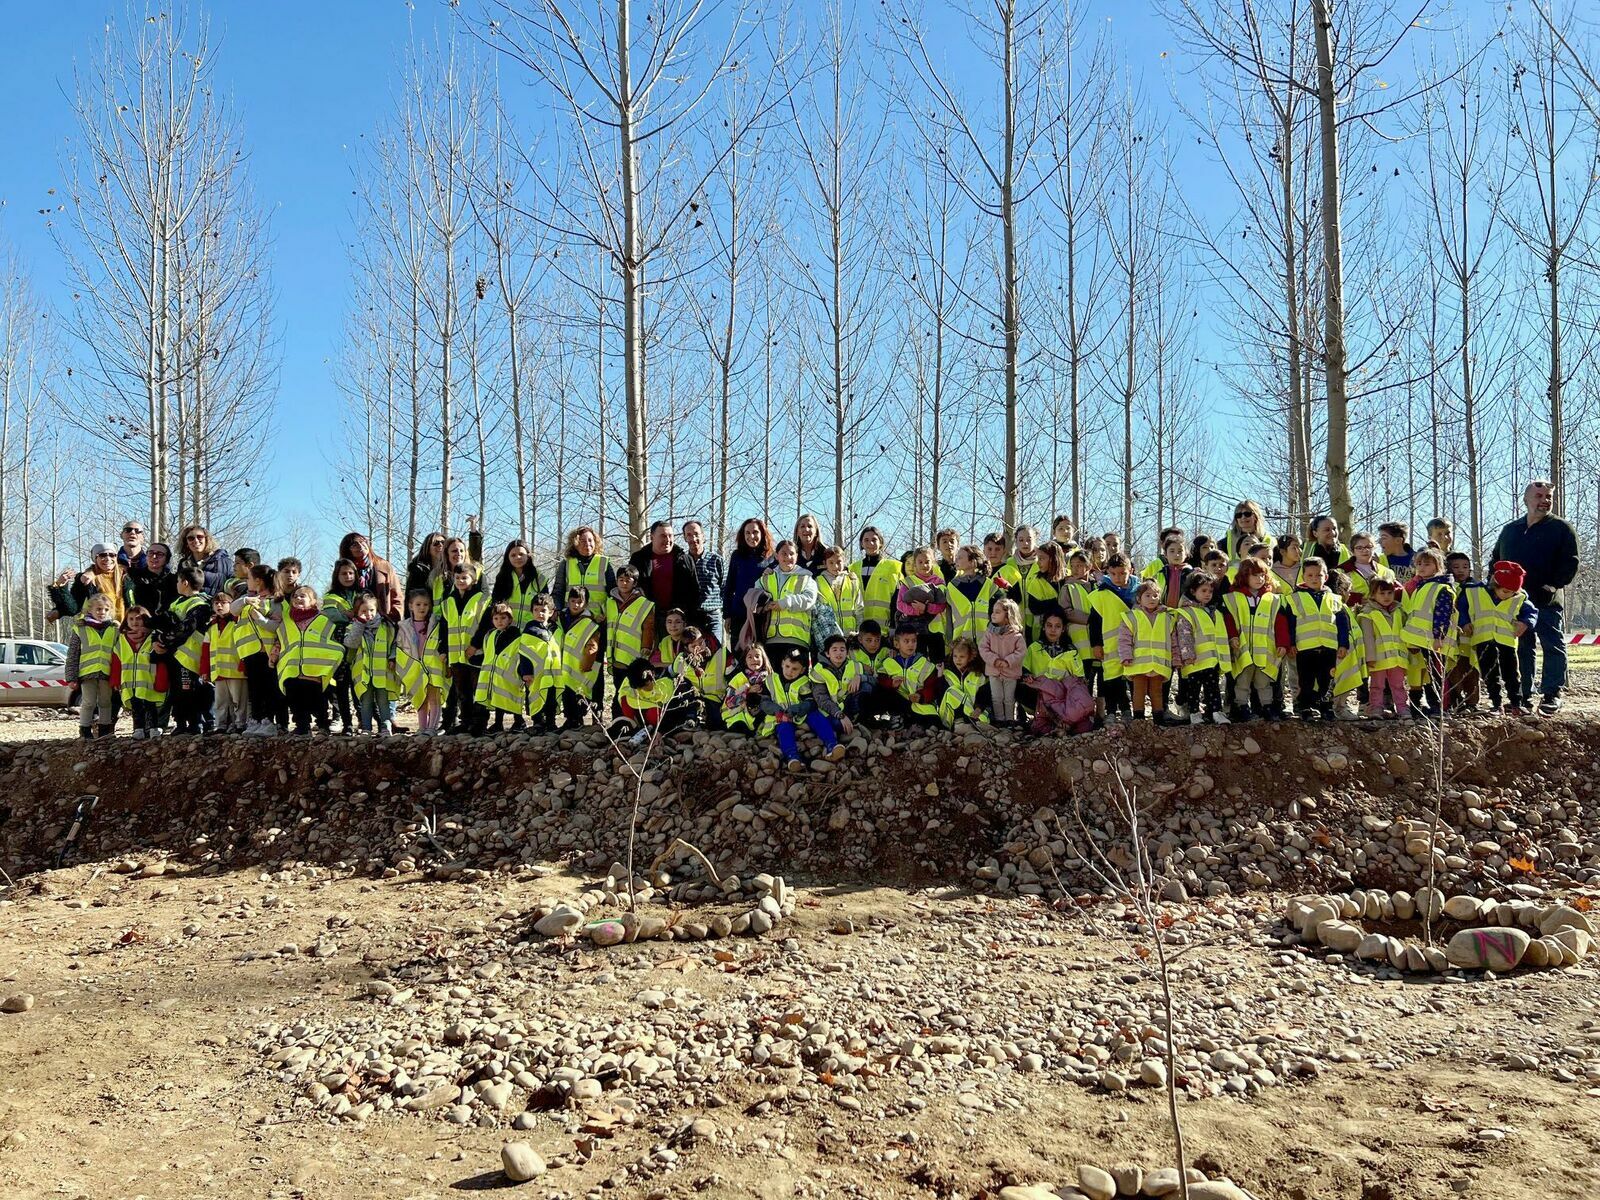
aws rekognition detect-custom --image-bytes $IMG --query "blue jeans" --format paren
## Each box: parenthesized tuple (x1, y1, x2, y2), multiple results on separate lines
(775, 710, 837, 760)
(1517, 603, 1566, 702)
(358, 688, 395, 732)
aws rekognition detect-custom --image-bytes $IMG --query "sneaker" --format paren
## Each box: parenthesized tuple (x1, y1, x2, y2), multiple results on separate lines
(1211, 711, 1231, 725)
(147, 727, 164, 739)
(379, 722, 395, 736)
(1506, 705, 1524, 718)
(1189, 713, 1204, 726)
(1539, 695, 1563, 716)
(627, 727, 650, 748)
(131, 728, 147, 741)
(824, 743, 847, 762)
(785, 757, 808, 774)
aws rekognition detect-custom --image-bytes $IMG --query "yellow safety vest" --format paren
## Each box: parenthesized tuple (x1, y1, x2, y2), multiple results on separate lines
(1471, 588, 1526, 648)
(1023, 641, 1082, 681)
(942, 577, 995, 645)
(1179, 606, 1231, 677)
(1089, 585, 1133, 680)
(619, 674, 676, 713)
(75, 621, 117, 679)
(1224, 591, 1281, 679)
(1332, 636, 1366, 696)
(1402, 578, 1452, 649)
(997, 556, 1036, 591)
(1358, 606, 1408, 672)
(850, 558, 903, 631)
(817, 573, 863, 636)
(115, 634, 165, 702)
(350, 622, 397, 697)
(441, 591, 487, 666)
(851, 646, 890, 681)
(881, 653, 937, 715)
(760, 671, 811, 736)
(760, 572, 813, 645)
(1061, 579, 1095, 658)
(203, 618, 253, 680)
(396, 619, 448, 705)
(276, 614, 344, 687)
(1020, 571, 1062, 637)
(1288, 590, 1338, 651)
(1122, 609, 1175, 679)
(519, 628, 558, 711)
(808, 659, 859, 707)
(938, 668, 989, 728)
(674, 645, 729, 701)
(1346, 563, 1395, 604)
(241, 601, 275, 658)
(560, 615, 603, 693)
(722, 669, 759, 730)
(606, 593, 653, 667)
(563, 555, 610, 610)
(171, 594, 209, 621)
(321, 591, 355, 622)
(474, 632, 531, 715)
(502, 573, 543, 627)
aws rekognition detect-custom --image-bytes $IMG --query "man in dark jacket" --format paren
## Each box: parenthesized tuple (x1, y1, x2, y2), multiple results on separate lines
(1492, 479, 1580, 713)
(628, 521, 708, 633)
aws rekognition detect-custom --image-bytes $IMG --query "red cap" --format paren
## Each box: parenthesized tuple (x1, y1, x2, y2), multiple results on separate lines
(1491, 561, 1525, 591)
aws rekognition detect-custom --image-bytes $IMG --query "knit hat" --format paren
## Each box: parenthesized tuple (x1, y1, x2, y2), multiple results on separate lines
(90, 543, 116, 559)
(1491, 561, 1525, 591)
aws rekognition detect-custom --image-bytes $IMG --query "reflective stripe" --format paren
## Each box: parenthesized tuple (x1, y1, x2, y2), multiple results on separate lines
(1022, 642, 1081, 681)
(817, 573, 862, 635)
(1288, 590, 1338, 650)
(173, 633, 203, 674)
(1347, 563, 1395, 603)
(1402, 580, 1452, 649)
(721, 670, 758, 730)
(850, 558, 903, 630)
(1224, 591, 1281, 679)
(276, 615, 344, 686)
(938, 668, 989, 727)
(760, 573, 812, 644)
(475, 634, 530, 714)
(607, 595, 653, 666)
(1472, 588, 1526, 648)
(1179, 606, 1231, 676)
(1061, 580, 1095, 657)
(851, 647, 890, 680)
(881, 654, 937, 715)
(564, 555, 610, 610)
(519, 630, 558, 711)
(503, 574, 543, 626)
(1333, 640, 1366, 696)
(1358, 606, 1408, 671)
(396, 621, 448, 705)
(676, 644, 729, 700)
(115, 634, 165, 701)
(943, 578, 995, 645)
(1090, 587, 1132, 680)
(561, 615, 603, 693)
(441, 592, 487, 665)
(351, 623, 397, 697)
(75, 622, 118, 678)
(1122, 609, 1175, 679)
(760, 672, 811, 736)
(808, 660, 859, 705)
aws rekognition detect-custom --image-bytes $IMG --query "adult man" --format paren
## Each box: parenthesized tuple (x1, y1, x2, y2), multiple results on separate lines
(117, 520, 148, 572)
(1492, 479, 1580, 714)
(628, 520, 707, 631)
(681, 520, 725, 640)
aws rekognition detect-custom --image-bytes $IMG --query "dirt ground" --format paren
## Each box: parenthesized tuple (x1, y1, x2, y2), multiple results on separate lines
(1, 653, 1598, 1200)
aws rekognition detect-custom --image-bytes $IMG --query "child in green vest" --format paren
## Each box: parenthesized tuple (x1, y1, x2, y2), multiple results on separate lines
(344, 591, 398, 735)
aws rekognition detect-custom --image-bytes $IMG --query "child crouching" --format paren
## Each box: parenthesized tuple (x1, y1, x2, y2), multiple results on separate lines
(761, 646, 846, 769)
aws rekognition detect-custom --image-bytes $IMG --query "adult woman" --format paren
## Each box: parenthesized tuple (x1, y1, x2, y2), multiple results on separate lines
(488, 538, 547, 626)
(406, 532, 447, 596)
(177, 524, 233, 594)
(338, 531, 405, 621)
(1221, 500, 1274, 561)
(1306, 514, 1350, 573)
(125, 541, 177, 618)
(792, 514, 828, 575)
(723, 517, 774, 640)
(48, 543, 128, 622)
(554, 524, 614, 613)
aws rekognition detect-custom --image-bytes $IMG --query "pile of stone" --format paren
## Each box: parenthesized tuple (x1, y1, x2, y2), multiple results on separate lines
(1287, 890, 1596, 972)
(530, 863, 797, 945)
(1000, 1164, 1259, 1199)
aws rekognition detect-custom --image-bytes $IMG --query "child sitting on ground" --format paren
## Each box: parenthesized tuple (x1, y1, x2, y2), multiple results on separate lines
(938, 635, 989, 730)
(881, 624, 941, 727)
(760, 646, 846, 769)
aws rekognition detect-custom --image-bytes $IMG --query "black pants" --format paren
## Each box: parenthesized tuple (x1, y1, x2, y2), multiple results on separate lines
(332, 665, 355, 729)
(563, 675, 605, 727)
(529, 689, 558, 732)
(284, 678, 329, 733)
(444, 664, 479, 731)
(1477, 643, 1520, 708)
(1296, 648, 1335, 715)
(917, 631, 946, 665)
(1102, 676, 1130, 716)
(243, 653, 280, 728)
(1179, 667, 1222, 715)
(170, 678, 214, 732)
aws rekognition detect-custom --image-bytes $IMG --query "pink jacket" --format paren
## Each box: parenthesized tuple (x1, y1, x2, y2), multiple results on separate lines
(980, 626, 1026, 679)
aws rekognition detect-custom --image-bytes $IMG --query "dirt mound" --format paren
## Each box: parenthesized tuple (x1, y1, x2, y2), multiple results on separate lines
(2, 719, 1597, 901)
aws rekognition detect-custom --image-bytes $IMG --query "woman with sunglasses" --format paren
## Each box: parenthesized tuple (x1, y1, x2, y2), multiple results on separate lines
(48, 542, 129, 622)
(176, 525, 233, 594)
(1221, 500, 1275, 563)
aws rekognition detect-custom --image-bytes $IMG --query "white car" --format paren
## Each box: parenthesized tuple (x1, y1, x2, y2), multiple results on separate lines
(0, 638, 75, 706)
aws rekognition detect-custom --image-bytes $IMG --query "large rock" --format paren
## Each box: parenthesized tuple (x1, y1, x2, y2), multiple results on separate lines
(1549, 927, 1594, 964)
(1539, 906, 1596, 938)
(1443, 895, 1482, 922)
(500, 1141, 547, 1181)
(533, 907, 583, 937)
(1078, 1165, 1116, 1200)
(1445, 927, 1530, 971)
(1316, 919, 1363, 952)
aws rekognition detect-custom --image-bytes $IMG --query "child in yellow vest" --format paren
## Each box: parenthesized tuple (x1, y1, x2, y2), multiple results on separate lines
(397, 588, 448, 735)
(722, 644, 771, 734)
(113, 605, 168, 739)
(1464, 561, 1538, 715)
(344, 591, 399, 735)
(1174, 572, 1231, 725)
(1116, 581, 1182, 723)
(1326, 569, 1365, 722)
(760, 646, 847, 768)
(65, 593, 120, 739)
(236, 564, 284, 736)
(1087, 554, 1137, 719)
(472, 602, 536, 735)
(1223, 557, 1283, 720)
(197, 590, 256, 734)
(267, 585, 344, 735)
(520, 592, 560, 733)
(938, 635, 989, 730)
(1358, 577, 1410, 719)
(558, 587, 604, 728)
(440, 566, 488, 734)
(1278, 557, 1350, 721)
(670, 626, 723, 729)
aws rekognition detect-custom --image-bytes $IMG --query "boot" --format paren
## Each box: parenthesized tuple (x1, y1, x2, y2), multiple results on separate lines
(97, 724, 115, 739)
(79, 726, 94, 740)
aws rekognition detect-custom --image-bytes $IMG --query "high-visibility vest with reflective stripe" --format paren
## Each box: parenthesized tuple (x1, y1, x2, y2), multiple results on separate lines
(1471, 587, 1526, 648)
(808, 659, 859, 707)
(276, 615, 344, 686)
(881, 654, 937, 715)
(674, 645, 729, 701)
(321, 591, 354, 622)
(1061, 580, 1095, 658)
(115, 634, 165, 702)
(519, 627, 558, 712)
(241, 602, 275, 658)
(75, 621, 117, 679)
(722, 670, 759, 731)
(817, 573, 863, 636)
(171, 594, 209, 621)
(620, 674, 676, 714)
(997, 556, 1036, 591)
(606, 594, 653, 667)
(1223, 530, 1275, 561)
(1089, 586, 1133, 680)
(760, 572, 812, 644)
(1122, 609, 1175, 679)
(560, 615, 602, 693)
(1347, 563, 1395, 604)
(1023, 641, 1082, 681)
(395, 619, 448, 705)
(501, 573, 544, 627)
(1358, 605, 1408, 672)
(350, 622, 397, 697)
(474, 632, 530, 715)
(1179, 606, 1231, 676)
(943, 577, 995, 645)
(850, 558, 903, 631)
(939, 668, 989, 728)
(1288, 590, 1338, 650)
(441, 591, 487, 666)
(563, 555, 610, 610)
(196, 619, 252, 680)
(1224, 591, 1281, 679)
(760, 671, 812, 736)
(851, 646, 891, 681)
(1333, 637, 1366, 696)
(1402, 578, 1452, 649)
(1019, 572, 1062, 637)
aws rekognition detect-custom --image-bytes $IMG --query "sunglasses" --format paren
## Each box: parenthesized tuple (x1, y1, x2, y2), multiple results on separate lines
(1235, 512, 1253, 519)
(123, 527, 145, 535)
(187, 533, 207, 541)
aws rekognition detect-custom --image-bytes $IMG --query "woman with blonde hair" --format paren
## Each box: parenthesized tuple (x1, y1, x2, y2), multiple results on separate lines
(554, 524, 614, 613)
(1221, 500, 1274, 562)
(176, 524, 232, 594)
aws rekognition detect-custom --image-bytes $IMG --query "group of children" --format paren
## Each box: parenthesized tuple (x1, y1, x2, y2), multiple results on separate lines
(56, 511, 1538, 767)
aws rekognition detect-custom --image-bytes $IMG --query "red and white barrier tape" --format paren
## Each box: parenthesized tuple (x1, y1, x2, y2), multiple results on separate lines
(1571, 633, 1600, 646)
(0, 678, 69, 689)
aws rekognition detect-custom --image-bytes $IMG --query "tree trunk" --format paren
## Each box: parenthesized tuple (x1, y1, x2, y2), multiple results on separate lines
(618, 0, 649, 546)
(1314, 0, 1353, 533)
(1000, 2, 1021, 535)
